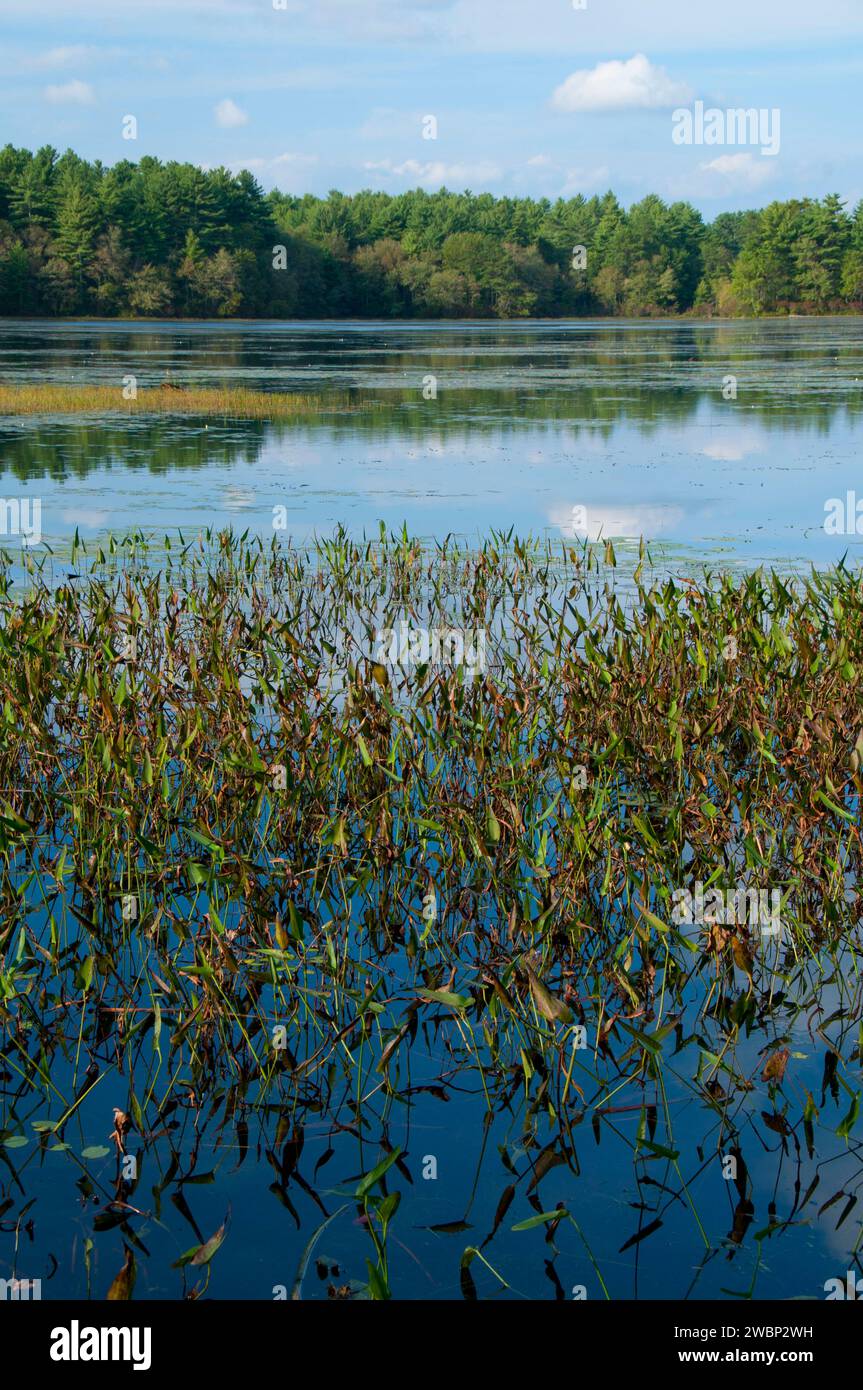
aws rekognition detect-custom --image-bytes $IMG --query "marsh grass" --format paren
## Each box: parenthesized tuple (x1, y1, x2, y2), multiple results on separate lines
(0, 383, 380, 418)
(1, 526, 863, 1298)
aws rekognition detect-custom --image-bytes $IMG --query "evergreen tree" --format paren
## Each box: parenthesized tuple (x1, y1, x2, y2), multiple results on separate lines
(53, 179, 99, 288)
(0, 146, 858, 320)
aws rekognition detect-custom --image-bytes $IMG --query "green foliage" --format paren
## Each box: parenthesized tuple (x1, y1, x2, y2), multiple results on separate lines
(0, 144, 860, 318)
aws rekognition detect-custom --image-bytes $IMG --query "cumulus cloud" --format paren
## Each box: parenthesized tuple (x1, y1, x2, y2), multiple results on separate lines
(363, 158, 501, 187)
(561, 165, 611, 195)
(700, 438, 764, 462)
(551, 54, 692, 113)
(214, 97, 249, 128)
(272, 152, 317, 167)
(699, 152, 777, 189)
(222, 152, 318, 186)
(44, 79, 95, 104)
(227, 152, 317, 169)
(551, 502, 684, 541)
(34, 45, 94, 68)
(61, 508, 109, 528)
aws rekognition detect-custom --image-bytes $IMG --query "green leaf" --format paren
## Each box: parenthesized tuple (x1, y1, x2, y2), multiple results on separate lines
(512, 1210, 567, 1231)
(75, 955, 95, 992)
(635, 902, 671, 935)
(174, 1209, 230, 1268)
(417, 988, 472, 1010)
(356, 1147, 403, 1199)
(815, 789, 855, 822)
(365, 1259, 390, 1300)
(837, 1093, 860, 1140)
(636, 1139, 680, 1160)
(616, 1018, 663, 1055)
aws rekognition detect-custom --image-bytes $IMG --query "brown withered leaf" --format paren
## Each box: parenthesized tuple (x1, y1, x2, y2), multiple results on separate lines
(483, 970, 517, 1013)
(761, 1048, 790, 1084)
(106, 1247, 136, 1301)
(761, 1110, 792, 1136)
(110, 1107, 131, 1155)
(731, 935, 754, 977)
(527, 1146, 565, 1193)
(525, 965, 573, 1025)
(376, 1022, 410, 1074)
(481, 1183, 515, 1249)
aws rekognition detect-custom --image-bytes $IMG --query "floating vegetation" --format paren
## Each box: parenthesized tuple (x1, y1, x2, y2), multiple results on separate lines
(1, 526, 862, 1301)
(0, 384, 379, 419)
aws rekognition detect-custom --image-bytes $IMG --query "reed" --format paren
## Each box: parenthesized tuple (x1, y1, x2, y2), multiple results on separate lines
(0, 383, 379, 418)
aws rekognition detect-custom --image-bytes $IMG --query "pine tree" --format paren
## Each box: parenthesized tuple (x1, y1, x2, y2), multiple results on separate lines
(53, 181, 99, 283)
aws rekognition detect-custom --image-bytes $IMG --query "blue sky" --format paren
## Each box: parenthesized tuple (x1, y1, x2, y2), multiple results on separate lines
(0, 0, 861, 214)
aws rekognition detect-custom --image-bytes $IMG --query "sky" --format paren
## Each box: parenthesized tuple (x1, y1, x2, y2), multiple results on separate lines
(0, 0, 861, 215)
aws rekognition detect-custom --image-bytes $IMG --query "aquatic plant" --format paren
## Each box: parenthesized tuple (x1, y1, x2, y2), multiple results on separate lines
(1, 527, 861, 1299)
(0, 384, 380, 419)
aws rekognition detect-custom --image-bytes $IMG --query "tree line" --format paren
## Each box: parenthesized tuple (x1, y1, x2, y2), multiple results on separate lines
(1, 145, 861, 319)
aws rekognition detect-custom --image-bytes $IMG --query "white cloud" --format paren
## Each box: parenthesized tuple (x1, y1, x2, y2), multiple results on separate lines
(3, 0, 863, 51)
(363, 157, 501, 187)
(228, 152, 317, 170)
(561, 165, 610, 195)
(358, 107, 433, 140)
(700, 434, 766, 462)
(221, 485, 257, 511)
(43, 79, 95, 105)
(61, 507, 109, 527)
(4, 0, 260, 9)
(551, 502, 684, 542)
(551, 54, 693, 113)
(35, 45, 93, 69)
(305, 0, 459, 42)
(449, 0, 863, 54)
(699, 152, 777, 189)
(214, 97, 249, 128)
(223, 152, 318, 187)
(273, 152, 318, 167)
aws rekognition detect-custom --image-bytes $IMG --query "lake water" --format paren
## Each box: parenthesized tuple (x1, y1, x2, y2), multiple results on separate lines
(1, 317, 862, 567)
(2, 319, 863, 1305)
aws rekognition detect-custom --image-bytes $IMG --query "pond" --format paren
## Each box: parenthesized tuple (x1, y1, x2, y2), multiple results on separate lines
(0, 322, 862, 1305)
(1, 317, 862, 568)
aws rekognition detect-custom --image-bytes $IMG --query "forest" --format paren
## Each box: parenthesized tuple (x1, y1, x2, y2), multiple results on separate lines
(1, 144, 861, 319)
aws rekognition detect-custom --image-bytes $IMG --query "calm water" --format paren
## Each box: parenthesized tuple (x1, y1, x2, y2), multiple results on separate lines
(2, 319, 863, 1303)
(1, 317, 862, 566)
(4, 838, 863, 1303)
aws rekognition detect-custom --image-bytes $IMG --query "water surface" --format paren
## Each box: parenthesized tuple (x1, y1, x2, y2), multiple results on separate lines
(1, 318, 861, 567)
